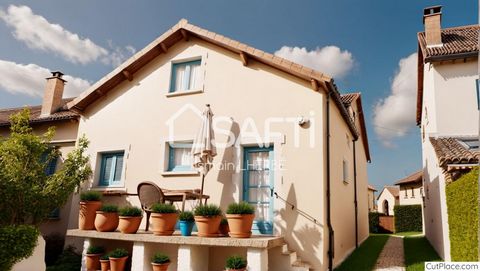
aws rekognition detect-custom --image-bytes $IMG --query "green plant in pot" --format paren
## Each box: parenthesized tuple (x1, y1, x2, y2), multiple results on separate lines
(179, 211, 195, 236)
(79, 191, 102, 230)
(118, 206, 142, 234)
(109, 248, 129, 271)
(193, 204, 222, 237)
(225, 255, 247, 271)
(151, 252, 171, 271)
(100, 253, 110, 271)
(95, 204, 119, 232)
(226, 202, 255, 238)
(85, 245, 104, 271)
(150, 203, 178, 235)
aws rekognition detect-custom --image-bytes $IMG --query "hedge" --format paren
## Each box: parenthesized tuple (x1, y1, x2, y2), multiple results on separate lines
(394, 204, 422, 232)
(369, 212, 380, 233)
(0, 225, 39, 270)
(446, 168, 478, 261)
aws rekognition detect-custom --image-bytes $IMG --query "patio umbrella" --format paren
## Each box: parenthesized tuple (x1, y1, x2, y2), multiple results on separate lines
(192, 104, 217, 203)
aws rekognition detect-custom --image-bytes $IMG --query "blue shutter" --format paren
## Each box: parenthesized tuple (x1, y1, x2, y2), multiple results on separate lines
(169, 59, 201, 93)
(99, 152, 124, 187)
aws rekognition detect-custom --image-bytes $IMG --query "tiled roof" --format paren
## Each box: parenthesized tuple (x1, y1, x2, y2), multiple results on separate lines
(395, 170, 423, 185)
(385, 186, 399, 198)
(340, 93, 360, 106)
(0, 98, 78, 127)
(430, 137, 480, 167)
(368, 184, 377, 191)
(418, 24, 479, 62)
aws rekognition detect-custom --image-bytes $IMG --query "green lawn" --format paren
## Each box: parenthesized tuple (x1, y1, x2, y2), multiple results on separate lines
(335, 234, 389, 271)
(404, 236, 442, 271)
(393, 231, 423, 237)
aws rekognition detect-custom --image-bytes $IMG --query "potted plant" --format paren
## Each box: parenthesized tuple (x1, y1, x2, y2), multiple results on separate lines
(100, 253, 110, 271)
(151, 252, 171, 271)
(179, 211, 195, 236)
(79, 191, 102, 230)
(226, 202, 255, 238)
(85, 245, 104, 271)
(194, 204, 222, 237)
(225, 255, 247, 271)
(95, 204, 119, 232)
(109, 248, 129, 271)
(219, 217, 230, 236)
(118, 206, 142, 234)
(150, 203, 178, 235)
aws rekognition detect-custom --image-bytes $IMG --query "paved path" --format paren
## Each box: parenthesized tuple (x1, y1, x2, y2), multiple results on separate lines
(373, 236, 405, 271)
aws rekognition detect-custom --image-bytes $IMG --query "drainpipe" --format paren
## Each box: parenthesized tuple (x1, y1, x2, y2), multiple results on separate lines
(353, 139, 358, 248)
(326, 84, 334, 271)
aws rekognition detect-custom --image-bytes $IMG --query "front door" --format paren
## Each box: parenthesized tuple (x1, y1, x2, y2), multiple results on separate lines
(243, 147, 274, 234)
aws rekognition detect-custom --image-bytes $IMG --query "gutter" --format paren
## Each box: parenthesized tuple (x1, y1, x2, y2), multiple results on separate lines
(425, 51, 478, 63)
(326, 83, 334, 270)
(353, 139, 358, 248)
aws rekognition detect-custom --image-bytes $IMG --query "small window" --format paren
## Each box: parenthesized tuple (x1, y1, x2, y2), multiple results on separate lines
(99, 152, 125, 187)
(170, 59, 202, 93)
(342, 159, 349, 183)
(168, 142, 193, 172)
(411, 187, 415, 198)
(404, 189, 408, 199)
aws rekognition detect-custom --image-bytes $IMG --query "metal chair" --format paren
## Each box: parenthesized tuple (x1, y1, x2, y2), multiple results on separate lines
(137, 181, 168, 231)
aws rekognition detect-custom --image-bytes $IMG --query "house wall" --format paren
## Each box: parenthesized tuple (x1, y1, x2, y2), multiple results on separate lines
(71, 37, 345, 270)
(398, 183, 423, 206)
(377, 189, 397, 216)
(367, 190, 376, 212)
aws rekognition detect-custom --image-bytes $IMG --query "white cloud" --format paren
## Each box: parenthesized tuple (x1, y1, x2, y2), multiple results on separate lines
(0, 5, 135, 66)
(373, 53, 418, 147)
(274, 45, 354, 78)
(0, 59, 90, 98)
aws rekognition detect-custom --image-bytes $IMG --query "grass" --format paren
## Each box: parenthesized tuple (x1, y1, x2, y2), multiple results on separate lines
(404, 236, 442, 271)
(393, 231, 423, 237)
(334, 234, 389, 271)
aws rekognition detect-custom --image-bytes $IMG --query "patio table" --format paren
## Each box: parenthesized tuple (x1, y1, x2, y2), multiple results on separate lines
(162, 189, 209, 211)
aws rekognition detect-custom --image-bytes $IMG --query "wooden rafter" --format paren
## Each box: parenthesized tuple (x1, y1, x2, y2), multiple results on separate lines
(239, 51, 248, 66)
(180, 29, 189, 41)
(122, 70, 133, 81)
(310, 79, 319, 91)
(160, 43, 168, 53)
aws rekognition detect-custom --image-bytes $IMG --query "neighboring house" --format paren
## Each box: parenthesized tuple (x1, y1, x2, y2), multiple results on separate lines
(60, 19, 372, 271)
(377, 186, 399, 216)
(367, 184, 377, 212)
(394, 170, 423, 206)
(0, 72, 79, 238)
(417, 6, 479, 260)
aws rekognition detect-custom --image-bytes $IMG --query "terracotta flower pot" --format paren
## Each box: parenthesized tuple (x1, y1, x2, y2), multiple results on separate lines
(219, 223, 230, 236)
(226, 214, 255, 238)
(79, 201, 102, 230)
(95, 211, 119, 232)
(100, 259, 110, 271)
(194, 215, 221, 237)
(152, 262, 170, 271)
(118, 216, 142, 234)
(151, 213, 178, 235)
(226, 269, 246, 271)
(109, 256, 128, 271)
(85, 253, 101, 271)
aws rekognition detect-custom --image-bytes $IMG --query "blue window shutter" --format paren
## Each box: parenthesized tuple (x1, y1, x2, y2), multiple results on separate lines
(168, 142, 194, 171)
(169, 59, 201, 93)
(99, 152, 124, 187)
(476, 79, 480, 110)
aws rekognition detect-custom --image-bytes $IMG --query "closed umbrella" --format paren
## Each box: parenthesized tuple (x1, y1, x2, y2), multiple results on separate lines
(192, 104, 217, 202)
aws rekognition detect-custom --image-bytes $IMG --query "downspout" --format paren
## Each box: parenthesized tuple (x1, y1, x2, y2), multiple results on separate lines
(353, 139, 358, 248)
(326, 85, 334, 271)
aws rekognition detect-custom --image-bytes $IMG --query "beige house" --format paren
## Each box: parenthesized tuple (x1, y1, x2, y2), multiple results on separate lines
(367, 184, 377, 212)
(52, 19, 373, 270)
(376, 186, 399, 216)
(417, 6, 479, 260)
(394, 170, 423, 206)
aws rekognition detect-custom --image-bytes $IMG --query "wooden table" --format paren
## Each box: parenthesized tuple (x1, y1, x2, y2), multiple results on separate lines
(163, 189, 210, 211)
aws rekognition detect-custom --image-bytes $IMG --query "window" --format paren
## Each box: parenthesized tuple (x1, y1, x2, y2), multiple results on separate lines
(170, 59, 202, 92)
(411, 187, 415, 198)
(99, 152, 124, 187)
(168, 142, 193, 172)
(42, 153, 60, 219)
(342, 159, 349, 183)
(404, 189, 408, 198)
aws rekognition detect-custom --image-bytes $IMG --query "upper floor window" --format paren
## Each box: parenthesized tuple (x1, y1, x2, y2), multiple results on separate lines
(170, 59, 202, 93)
(168, 142, 193, 172)
(99, 152, 124, 187)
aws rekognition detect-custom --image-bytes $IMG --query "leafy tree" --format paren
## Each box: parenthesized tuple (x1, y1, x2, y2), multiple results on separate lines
(0, 109, 92, 269)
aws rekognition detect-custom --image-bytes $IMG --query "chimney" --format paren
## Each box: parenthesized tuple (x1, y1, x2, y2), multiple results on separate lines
(423, 6, 443, 47)
(41, 71, 66, 116)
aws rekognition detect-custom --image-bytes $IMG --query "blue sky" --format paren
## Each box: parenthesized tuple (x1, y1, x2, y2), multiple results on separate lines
(0, 0, 476, 189)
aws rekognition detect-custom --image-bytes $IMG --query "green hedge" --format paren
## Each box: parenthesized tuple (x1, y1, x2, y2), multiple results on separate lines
(394, 204, 422, 232)
(446, 168, 478, 261)
(369, 212, 380, 233)
(0, 225, 39, 270)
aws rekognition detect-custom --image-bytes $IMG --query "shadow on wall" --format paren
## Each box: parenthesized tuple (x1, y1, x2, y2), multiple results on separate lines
(274, 183, 323, 268)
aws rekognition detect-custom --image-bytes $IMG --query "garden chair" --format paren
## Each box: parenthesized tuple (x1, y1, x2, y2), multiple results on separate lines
(137, 181, 169, 231)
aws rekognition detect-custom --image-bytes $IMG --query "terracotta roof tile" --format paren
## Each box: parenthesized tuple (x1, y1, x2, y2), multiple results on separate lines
(395, 170, 423, 185)
(386, 186, 400, 198)
(368, 184, 377, 191)
(418, 24, 479, 62)
(430, 137, 480, 167)
(0, 98, 78, 127)
(340, 93, 360, 106)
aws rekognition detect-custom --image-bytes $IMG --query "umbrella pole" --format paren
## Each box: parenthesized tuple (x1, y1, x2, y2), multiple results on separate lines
(200, 173, 205, 206)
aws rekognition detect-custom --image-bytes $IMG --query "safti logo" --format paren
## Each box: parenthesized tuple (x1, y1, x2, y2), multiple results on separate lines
(165, 103, 316, 148)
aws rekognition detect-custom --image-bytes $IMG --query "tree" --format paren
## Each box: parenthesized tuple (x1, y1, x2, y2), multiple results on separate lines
(0, 109, 91, 270)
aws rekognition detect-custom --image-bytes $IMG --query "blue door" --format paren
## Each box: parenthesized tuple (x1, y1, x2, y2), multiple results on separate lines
(243, 147, 274, 234)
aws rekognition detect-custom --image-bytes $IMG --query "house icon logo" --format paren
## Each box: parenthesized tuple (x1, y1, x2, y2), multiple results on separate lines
(165, 103, 203, 141)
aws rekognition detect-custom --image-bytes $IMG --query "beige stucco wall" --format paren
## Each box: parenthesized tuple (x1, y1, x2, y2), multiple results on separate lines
(368, 189, 376, 212)
(398, 183, 423, 206)
(73, 37, 339, 269)
(377, 188, 397, 216)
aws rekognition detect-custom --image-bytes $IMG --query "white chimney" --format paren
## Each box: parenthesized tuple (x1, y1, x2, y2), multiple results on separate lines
(423, 6, 443, 47)
(41, 71, 66, 116)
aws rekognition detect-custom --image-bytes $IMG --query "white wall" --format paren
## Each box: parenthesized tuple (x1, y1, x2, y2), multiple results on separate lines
(398, 183, 423, 206)
(377, 189, 397, 216)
